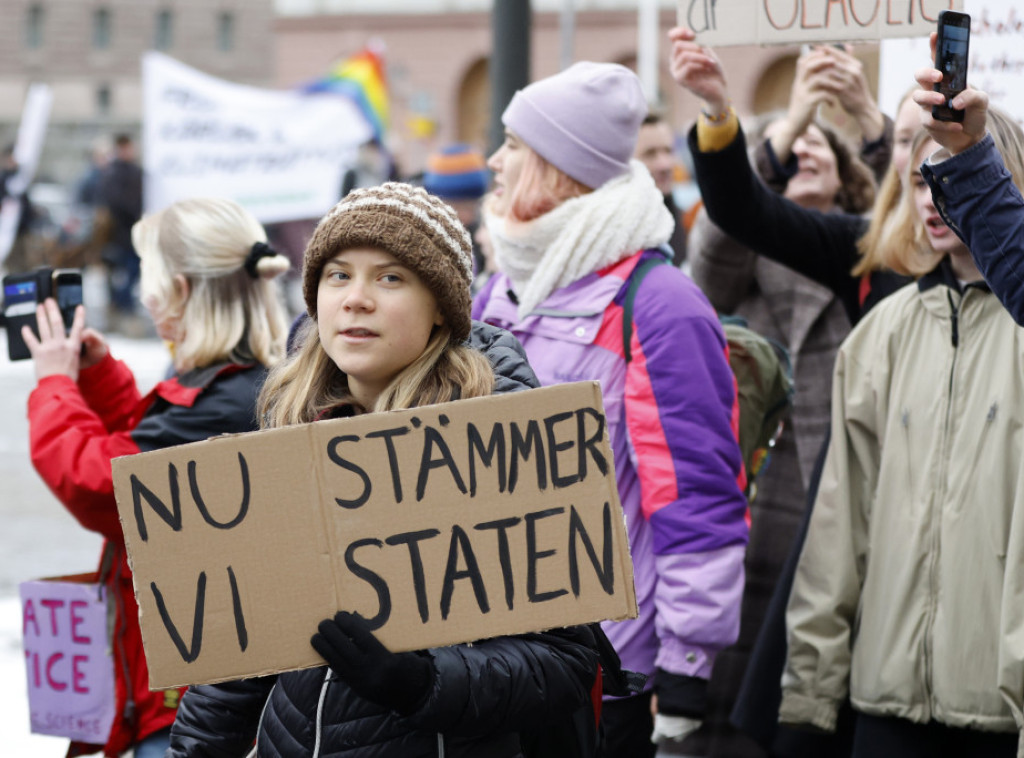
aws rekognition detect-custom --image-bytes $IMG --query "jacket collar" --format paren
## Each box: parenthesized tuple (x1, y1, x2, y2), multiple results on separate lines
(153, 361, 254, 407)
(917, 257, 990, 295)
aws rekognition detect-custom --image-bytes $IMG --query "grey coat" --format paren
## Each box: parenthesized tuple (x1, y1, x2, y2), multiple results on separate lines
(683, 204, 850, 758)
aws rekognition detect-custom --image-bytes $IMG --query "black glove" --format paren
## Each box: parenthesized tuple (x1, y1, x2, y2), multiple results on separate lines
(311, 611, 433, 715)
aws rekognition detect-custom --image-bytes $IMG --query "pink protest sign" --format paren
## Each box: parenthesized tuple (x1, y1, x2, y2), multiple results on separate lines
(19, 574, 115, 744)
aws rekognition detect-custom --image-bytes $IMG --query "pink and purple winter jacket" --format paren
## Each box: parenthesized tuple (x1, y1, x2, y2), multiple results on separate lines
(473, 248, 749, 692)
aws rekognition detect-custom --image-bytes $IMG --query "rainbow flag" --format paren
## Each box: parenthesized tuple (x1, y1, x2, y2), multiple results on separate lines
(303, 48, 389, 141)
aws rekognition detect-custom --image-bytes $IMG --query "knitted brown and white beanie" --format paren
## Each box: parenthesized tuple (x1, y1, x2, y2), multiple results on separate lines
(302, 182, 475, 342)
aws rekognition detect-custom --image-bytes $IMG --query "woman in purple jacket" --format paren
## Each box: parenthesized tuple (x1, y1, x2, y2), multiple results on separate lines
(472, 61, 749, 757)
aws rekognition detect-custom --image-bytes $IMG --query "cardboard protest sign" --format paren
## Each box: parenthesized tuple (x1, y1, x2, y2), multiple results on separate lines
(142, 52, 374, 224)
(19, 575, 115, 743)
(112, 382, 638, 689)
(682, 0, 964, 46)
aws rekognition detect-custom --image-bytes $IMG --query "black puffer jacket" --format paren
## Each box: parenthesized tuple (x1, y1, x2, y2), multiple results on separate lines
(468, 320, 538, 394)
(168, 324, 600, 757)
(169, 628, 599, 757)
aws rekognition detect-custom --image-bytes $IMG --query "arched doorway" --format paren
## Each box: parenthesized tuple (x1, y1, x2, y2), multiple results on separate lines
(457, 58, 490, 149)
(752, 54, 798, 115)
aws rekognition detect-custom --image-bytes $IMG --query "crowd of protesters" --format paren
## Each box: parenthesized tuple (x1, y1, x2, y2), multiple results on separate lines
(10, 18, 1024, 758)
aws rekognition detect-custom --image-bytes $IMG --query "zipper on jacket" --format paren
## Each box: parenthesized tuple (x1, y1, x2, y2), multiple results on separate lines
(252, 679, 275, 757)
(922, 288, 965, 717)
(947, 290, 960, 348)
(437, 733, 445, 756)
(312, 670, 331, 758)
(111, 555, 136, 729)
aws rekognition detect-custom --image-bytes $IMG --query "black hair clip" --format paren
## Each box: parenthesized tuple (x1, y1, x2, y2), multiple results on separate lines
(245, 241, 276, 279)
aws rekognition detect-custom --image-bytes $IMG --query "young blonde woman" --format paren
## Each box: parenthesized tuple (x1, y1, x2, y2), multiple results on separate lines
(472, 62, 749, 756)
(24, 197, 290, 757)
(782, 115, 1024, 757)
(669, 27, 945, 756)
(166, 183, 602, 758)
(685, 69, 878, 758)
(914, 49, 1024, 327)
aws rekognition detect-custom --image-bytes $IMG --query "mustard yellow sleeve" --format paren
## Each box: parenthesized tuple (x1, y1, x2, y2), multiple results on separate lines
(696, 107, 739, 153)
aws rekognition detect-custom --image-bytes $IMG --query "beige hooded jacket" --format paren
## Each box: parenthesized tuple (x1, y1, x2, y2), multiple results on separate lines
(779, 268, 1024, 755)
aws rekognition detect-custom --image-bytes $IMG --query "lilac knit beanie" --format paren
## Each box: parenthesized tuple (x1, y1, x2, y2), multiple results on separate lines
(502, 61, 647, 190)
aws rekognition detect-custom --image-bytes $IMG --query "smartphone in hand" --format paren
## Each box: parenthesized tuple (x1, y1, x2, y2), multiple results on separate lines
(932, 10, 971, 123)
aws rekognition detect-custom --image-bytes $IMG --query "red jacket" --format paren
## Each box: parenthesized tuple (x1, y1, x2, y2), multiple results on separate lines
(28, 352, 266, 756)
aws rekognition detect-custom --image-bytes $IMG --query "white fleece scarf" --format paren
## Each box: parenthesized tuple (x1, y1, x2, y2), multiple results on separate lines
(485, 159, 674, 319)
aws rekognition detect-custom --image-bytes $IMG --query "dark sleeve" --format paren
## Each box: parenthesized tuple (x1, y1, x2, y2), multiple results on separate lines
(468, 320, 540, 393)
(859, 113, 894, 185)
(98, 163, 143, 225)
(167, 676, 277, 757)
(754, 138, 798, 194)
(688, 125, 867, 324)
(923, 133, 1024, 325)
(403, 628, 598, 737)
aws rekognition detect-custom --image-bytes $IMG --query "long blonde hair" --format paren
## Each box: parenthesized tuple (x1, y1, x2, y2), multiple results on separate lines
(881, 105, 1024, 278)
(852, 159, 910, 276)
(257, 320, 494, 428)
(854, 88, 921, 277)
(883, 130, 946, 277)
(132, 198, 290, 372)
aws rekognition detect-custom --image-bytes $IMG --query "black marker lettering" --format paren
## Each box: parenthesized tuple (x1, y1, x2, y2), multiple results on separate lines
(545, 411, 579, 488)
(440, 525, 490, 619)
(526, 508, 568, 603)
(151, 572, 205, 663)
(188, 453, 250, 529)
(327, 435, 371, 509)
(366, 426, 410, 502)
(227, 566, 248, 652)
(344, 539, 391, 629)
(416, 425, 467, 501)
(474, 517, 521, 610)
(568, 503, 615, 596)
(509, 420, 547, 493)
(467, 422, 507, 496)
(385, 529, 441, 623)
(576, 407, 608, 479)
(131, 464, 182, 542)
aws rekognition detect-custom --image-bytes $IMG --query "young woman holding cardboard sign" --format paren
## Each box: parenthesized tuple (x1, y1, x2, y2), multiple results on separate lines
(166, 183, 604, 757)
(23, 197, 291, 757)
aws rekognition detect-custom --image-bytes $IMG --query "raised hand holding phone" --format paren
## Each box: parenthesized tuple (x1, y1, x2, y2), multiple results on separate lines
(932, 10, 970, 123)
(913, 31, 988, 156)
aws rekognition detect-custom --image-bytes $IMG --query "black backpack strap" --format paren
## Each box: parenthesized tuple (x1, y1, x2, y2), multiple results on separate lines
(587, 622, 648, 696)
(622, 255, 669, 364)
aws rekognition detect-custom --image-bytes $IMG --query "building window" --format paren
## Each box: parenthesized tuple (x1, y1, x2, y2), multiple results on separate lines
(93, 7, 111, 49)
(96, 84, 111, 116)
(26, 4, 44, 49)
(217, 11, 234, 52)
(155, 9, 173, 50)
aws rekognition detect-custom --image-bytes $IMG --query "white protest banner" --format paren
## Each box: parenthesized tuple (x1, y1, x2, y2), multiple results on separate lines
(112, 382, 638, 689)
(0, 83, 52, 263)
(142, 52, 374, 224)
(879, 0, 1024, 122)
(682, 0, 963, 46)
